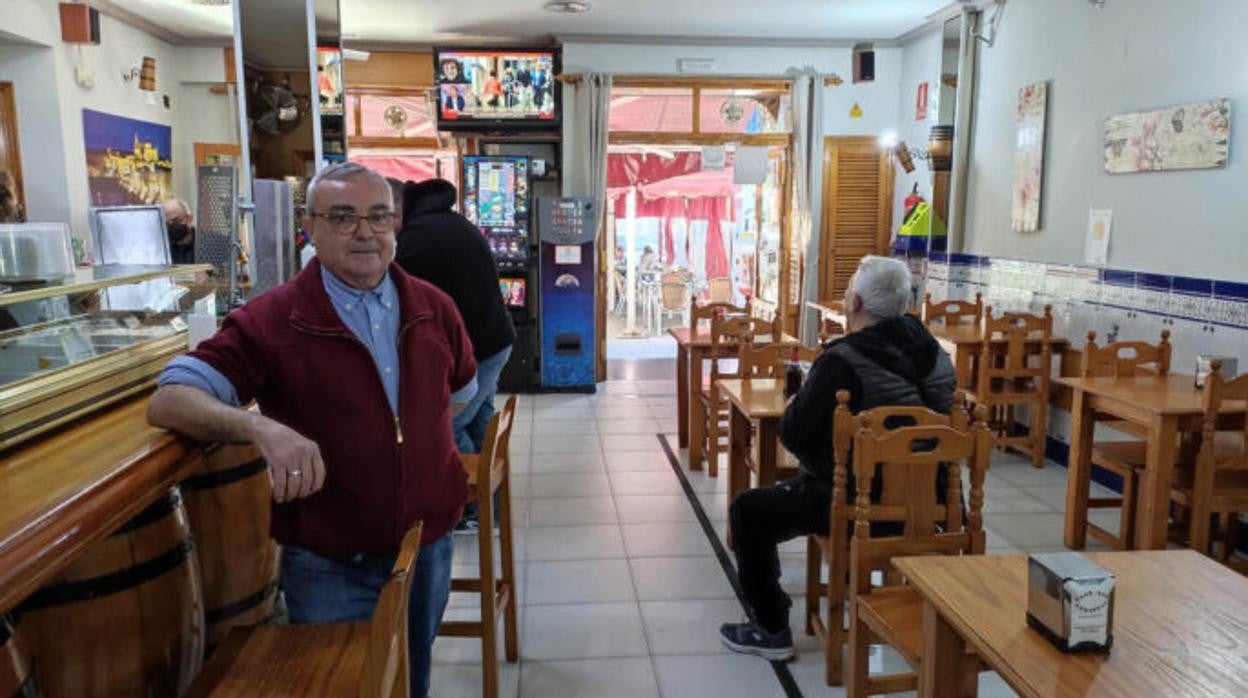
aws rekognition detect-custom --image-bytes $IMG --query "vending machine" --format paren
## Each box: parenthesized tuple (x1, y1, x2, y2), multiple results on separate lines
(462, 155, 539, 391)
(538, 197, 597, 391)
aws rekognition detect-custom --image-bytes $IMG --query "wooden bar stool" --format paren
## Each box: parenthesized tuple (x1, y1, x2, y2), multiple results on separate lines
(437, 395, 519, 698)
(185, 521, 424, 698)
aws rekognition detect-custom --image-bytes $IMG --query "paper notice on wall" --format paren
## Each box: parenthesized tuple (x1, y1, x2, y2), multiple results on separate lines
(733, 146, 769, 185)
(1084, 209, 1112, 266)
(701, 146, 726, 170)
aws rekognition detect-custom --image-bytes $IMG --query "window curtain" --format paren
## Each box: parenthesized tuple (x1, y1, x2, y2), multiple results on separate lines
(565, 73, 613, 229)
(787, 70, 825, 343)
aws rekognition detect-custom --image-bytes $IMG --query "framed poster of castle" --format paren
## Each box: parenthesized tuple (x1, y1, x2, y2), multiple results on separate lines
(1103, 98, 1230, 173)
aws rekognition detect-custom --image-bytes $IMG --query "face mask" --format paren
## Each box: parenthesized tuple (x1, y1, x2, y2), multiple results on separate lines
(168, 222, 194, 246)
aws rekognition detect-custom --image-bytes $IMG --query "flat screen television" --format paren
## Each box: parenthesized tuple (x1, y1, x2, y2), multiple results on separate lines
(433, 47, 560, 131)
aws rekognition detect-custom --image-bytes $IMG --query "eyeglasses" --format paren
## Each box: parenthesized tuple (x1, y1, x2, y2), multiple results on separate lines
(311, 210, 396, 235)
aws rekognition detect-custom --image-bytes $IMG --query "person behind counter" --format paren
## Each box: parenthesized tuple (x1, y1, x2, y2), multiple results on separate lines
(147, 162, 478, 698)
(162, 199, 195, 264)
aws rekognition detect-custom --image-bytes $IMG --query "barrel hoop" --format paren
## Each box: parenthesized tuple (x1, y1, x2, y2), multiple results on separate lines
(113, 488, 183, 536)
(16, 539, 193, 611)
(182, 458, 267, 491)
(205, 582, 278, 625)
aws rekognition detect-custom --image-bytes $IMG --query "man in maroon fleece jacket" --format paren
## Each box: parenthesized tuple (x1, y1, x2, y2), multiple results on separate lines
(147, 162, 477, 697)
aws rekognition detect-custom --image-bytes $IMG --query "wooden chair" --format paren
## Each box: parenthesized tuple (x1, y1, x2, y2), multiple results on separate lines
(698, 314, 779, 477)
(737, 342, 822, 379)
(657, 271, 690, 331)
(965, 306, 1053, 468)
(708, 276, 733, 304)
(186, 522, 424, 698)
(438, 395, 519, 698)
(1169, 362, 1248, 565)
(804, 391, 979, 687)
(845, 406, 990, 697)
(819, 317, 845, 343)
(688, 299, 751, 472)
(1075, 330, 1171, 549)
(922, 292, 983, 327)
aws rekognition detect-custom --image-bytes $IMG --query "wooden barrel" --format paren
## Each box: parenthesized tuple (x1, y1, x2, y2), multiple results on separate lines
(928, 124, 955, 172)
(181, 444, 279, 649)
(18, 488, 204, 698)
(0, 614, 36, 697)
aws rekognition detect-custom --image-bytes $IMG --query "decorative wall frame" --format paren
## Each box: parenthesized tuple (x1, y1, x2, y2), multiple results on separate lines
(1103, 98, 1230, 174)
(1011, 81, 1047, 233)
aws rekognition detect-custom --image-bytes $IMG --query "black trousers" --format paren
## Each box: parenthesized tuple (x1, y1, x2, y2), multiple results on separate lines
(729, 475, 829, 633)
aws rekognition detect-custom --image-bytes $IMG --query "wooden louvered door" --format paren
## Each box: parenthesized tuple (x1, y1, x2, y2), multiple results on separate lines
(818, 136, 893, 301)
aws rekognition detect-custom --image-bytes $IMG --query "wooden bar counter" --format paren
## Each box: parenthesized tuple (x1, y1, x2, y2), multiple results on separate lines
(0, 394, 204, 615)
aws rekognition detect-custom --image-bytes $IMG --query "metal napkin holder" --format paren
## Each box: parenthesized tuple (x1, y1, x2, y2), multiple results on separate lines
(1025, 552, 1114, 652)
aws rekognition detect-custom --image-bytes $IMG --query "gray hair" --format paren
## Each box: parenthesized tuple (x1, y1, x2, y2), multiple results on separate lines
(849, 255, 912, 321)
(305, 162, 389, 214)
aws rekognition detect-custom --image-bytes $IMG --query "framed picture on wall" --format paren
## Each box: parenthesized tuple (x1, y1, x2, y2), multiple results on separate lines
(1011, 80, 1047, 233)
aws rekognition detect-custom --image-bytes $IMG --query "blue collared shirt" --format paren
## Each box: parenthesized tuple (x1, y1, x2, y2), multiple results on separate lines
(159, 268, 477, 412)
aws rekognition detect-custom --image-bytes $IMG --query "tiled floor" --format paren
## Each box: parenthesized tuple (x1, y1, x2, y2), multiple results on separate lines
(431, 359, 1115, 697)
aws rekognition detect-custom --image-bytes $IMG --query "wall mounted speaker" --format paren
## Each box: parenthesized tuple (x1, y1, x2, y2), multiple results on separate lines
(59, 3, 101, 45)
(853, 45, 875, 83)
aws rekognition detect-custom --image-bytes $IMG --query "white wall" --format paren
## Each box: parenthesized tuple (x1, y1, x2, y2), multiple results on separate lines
(0, 45, 72, 224)
(1, 0, 236, 252)
(963, 0, 1248, 280)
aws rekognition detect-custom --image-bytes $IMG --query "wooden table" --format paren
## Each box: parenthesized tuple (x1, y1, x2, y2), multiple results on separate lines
(895, 551, 1248, 698)
(928, 323, 1068, 389)
(717, 378, 789, 519)
(0, 396, 202, 614)
(668, 327, 799, 469)
(1055, 373, 1248, 550)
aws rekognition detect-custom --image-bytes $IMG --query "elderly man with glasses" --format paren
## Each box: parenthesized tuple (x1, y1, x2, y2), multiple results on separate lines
(148, 162, 477, 698)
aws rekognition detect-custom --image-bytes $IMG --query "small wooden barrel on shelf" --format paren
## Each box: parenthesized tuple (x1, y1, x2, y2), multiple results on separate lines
(0, 614, 36, 697)
(17, 487, 204, 697)
(181, 443, 279, 649)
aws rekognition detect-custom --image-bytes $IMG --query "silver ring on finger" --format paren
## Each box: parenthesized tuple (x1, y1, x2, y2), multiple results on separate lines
(290, 469, 303, 477)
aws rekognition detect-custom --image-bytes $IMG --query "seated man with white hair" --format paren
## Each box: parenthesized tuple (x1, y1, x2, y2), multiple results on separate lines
(720, 255, 956, 661)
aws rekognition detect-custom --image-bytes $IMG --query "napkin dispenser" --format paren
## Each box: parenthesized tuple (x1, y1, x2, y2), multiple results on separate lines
(1195, 355, 1238, 388)
(1025, 552, 1114, 652)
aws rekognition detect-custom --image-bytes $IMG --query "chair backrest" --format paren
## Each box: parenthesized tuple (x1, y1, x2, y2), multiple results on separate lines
(660, 272, 688, 311)
(843, 402, 990, 600)
(474, 394, 518, 496)
(975, 305, 1054, 394)
(1081, 330, 1171, 377)
(818, 317, 844, 343)
(737, 342, 822, 379)
(361, 520, 423, 698)
(923, 292, 983, 327)
(709, 314, 777, 382)
(708, 277, 733, 304)
(689, 298, 749, 335)
(1197, 363, 1248, 474)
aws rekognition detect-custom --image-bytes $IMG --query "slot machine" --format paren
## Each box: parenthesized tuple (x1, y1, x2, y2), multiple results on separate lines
(461, 155, 539, 391)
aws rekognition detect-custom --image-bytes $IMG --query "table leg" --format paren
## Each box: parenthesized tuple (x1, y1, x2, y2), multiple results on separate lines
(727, 402, 750, 533)
(689, 346, 706, 470)
(1063, 388, 1094, 549)
(1136, 413, 1179, 550)
(676, 344, 689, 448)
(919, 599, 968, 698)
(757, 417, 778, 489)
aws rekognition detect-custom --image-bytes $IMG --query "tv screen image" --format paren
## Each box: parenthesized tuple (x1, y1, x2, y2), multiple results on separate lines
(500, 278, 527, 307)
(435, 48, 559, 129)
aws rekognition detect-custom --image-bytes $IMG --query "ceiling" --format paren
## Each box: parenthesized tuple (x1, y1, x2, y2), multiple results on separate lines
(92, 0, 957, 47)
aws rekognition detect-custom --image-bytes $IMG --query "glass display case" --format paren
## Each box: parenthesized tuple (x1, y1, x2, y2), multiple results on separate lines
(0, 264, 214, 450)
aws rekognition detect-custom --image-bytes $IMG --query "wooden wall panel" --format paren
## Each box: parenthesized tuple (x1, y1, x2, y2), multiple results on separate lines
(343, 51, 434, 89)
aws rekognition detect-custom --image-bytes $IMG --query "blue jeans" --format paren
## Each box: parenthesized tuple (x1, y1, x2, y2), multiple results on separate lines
(453, 345, 512, 455)
(280, 534, 454, 698)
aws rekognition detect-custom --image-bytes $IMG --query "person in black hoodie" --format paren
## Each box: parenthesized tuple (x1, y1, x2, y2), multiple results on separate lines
(719, 255, 955, 661)
(392, 178, 515, 470)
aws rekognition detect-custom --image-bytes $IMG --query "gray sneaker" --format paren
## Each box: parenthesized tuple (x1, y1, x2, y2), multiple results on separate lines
(718, 621, 795, 661)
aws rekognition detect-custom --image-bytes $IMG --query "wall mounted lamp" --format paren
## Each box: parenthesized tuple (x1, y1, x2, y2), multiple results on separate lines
(121, 56, 157, 91)
(880, 125, 954, 174)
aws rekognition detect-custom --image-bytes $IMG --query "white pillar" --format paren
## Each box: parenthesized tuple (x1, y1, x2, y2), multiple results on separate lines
(625, 186, 638, 335)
